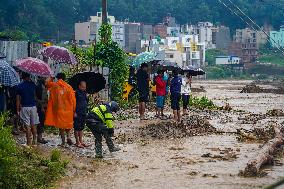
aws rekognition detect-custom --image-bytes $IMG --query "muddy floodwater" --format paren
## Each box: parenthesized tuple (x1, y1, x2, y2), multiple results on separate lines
(46, 80, 284, 189)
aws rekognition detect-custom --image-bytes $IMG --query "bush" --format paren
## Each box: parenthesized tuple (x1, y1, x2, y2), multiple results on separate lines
(189, 96, 218, 110)
(0, 113, 67, 189)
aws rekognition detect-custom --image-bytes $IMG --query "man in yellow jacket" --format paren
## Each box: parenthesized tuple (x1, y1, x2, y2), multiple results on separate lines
(86, 101, 121, 158)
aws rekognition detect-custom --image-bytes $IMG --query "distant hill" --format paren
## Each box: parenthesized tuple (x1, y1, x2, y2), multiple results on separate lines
(0, 0, 284, 40)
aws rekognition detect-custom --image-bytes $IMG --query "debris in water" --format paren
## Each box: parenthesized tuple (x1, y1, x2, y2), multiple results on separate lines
(140, 115, 216, 139)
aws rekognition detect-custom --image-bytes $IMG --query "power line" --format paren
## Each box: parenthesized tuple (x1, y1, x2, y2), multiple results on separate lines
(217, 0, 257, 31)
(226, 0, 284, 55)
(217, 0, 284, 56)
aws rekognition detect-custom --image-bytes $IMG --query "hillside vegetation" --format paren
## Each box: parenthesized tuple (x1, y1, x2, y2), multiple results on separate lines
(0, 0, 284, 40)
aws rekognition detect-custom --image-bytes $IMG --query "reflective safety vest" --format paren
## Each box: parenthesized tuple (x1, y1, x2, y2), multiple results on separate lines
(92, 104, 114, 128)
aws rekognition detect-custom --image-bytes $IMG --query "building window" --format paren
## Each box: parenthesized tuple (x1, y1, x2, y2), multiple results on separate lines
(166, 54, 174, 58)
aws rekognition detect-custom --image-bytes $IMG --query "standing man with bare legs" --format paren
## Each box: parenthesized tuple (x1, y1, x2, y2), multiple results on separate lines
(16, 72, 39, 146)
(136, 63, 149, 120)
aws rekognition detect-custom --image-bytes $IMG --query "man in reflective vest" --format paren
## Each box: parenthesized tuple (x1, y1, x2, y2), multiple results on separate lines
(86, 101, 121, 158)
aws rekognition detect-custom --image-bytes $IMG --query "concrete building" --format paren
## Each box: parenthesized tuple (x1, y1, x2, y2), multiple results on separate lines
(141, 24, 154, 40)
(163, 15, 179, 27)
(235, 28, 267, 48)
(75, 12, 125, 48)
(216, 26, 231, 49)
(90, 12, 115, 24)
(75, 21, 98, 45)
(124, 23, 141, 53)
(270, 26, 284, 48)
(112, 22, 125, 48)
(139, 34, 205, 68)
(154, 24, 167, 38)
(196, 22, 218, 49)
(229, 41, 257, 66)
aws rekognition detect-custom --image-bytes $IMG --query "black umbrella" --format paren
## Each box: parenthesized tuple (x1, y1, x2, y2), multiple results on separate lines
(155, 60, 181, 71)
(182, 66, 205, 76)
(69, 72, 106, 94)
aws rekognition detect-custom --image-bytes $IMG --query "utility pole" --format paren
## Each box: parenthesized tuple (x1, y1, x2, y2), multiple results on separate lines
(102, 0, 107, 24)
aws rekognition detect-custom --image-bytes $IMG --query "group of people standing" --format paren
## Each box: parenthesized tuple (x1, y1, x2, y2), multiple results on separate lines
(2, 72, 120, 158)
(136, 63, 192, 122)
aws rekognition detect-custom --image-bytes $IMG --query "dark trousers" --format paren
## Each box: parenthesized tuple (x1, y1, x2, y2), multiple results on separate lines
(87, 122, 114, 156)
(37, 109, 45, 135)
(182, 94, 190, 109)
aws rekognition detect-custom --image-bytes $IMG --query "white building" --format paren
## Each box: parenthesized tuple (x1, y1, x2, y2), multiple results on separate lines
(111, 22, 125, 48)
(196, 22, 218, 49)
(180, 22, 218, 49)
(75, 12, 125, 48)
(216, 56, 241, 65)
(140, 34, 205, 68)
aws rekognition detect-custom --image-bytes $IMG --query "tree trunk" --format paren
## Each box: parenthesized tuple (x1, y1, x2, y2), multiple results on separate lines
(102, 0, 107, 24)
(241, 125, 284, 177)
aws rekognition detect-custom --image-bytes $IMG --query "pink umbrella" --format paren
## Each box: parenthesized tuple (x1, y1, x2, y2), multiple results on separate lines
(15, 57, 54, 77)
(39, 46, 78, 65)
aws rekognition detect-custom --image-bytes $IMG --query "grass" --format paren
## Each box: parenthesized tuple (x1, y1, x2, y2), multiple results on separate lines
(0, 113, 68, 189)
(258, 52, 284, 67)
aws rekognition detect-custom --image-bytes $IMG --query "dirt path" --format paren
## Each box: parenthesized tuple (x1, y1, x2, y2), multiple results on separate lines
(31, 80, 284, 189)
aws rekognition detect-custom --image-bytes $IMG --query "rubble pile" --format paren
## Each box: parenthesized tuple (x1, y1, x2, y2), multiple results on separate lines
(238, 113, 266, 124)
(241, 83, 284, 94)
(191, 86, 206, 93)
(140, 115, 216, 139)
(266, 109, 284, 117)
(201, 148, 238, 161)
(240, 84, 265, 93)
(237, 123, 276, 142)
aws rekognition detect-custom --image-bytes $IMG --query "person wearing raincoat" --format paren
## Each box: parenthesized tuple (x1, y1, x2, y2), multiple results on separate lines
(45, 73, 76, 146)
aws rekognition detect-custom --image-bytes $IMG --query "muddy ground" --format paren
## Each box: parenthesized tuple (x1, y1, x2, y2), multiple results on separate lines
(16, 80, 284, 189)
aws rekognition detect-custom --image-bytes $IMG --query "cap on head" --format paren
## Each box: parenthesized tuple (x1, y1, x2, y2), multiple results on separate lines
(109, 101, 120, 113)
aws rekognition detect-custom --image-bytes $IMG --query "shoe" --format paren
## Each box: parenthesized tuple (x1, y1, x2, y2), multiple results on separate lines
(110, 147, 121, 152)
(75, 143, 85, 148)
(81, 143, 92, 147)
(38, 139, 48, 144)
(95, 154, 103, 159)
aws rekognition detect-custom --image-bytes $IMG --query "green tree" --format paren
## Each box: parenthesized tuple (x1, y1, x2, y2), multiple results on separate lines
(94, 23, 129, 101)
(1, 0, 284, 40)
(0, 29, 28, 41)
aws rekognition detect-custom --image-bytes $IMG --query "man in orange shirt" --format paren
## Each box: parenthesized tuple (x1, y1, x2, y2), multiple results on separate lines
(45, 73, 76, 147)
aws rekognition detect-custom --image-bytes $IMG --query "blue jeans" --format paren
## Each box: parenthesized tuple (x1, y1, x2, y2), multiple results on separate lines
(156, 96, 165, 108)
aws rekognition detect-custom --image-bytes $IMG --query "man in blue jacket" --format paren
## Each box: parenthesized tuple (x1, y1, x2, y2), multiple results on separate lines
(74, 81, 89, 148)
(170, 69, 182, 122)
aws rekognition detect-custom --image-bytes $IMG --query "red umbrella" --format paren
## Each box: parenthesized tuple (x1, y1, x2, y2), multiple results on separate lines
(15, 57, 54, 77)
(39, 46, 78, 65)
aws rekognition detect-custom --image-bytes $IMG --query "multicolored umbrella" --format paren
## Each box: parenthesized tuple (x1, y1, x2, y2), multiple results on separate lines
(69, 72, 106, 94)
(131, 51, 160, 67)
(15, 57, 54, 77)
(0, 59, 20, 86)
(39, 46, 78, 65)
